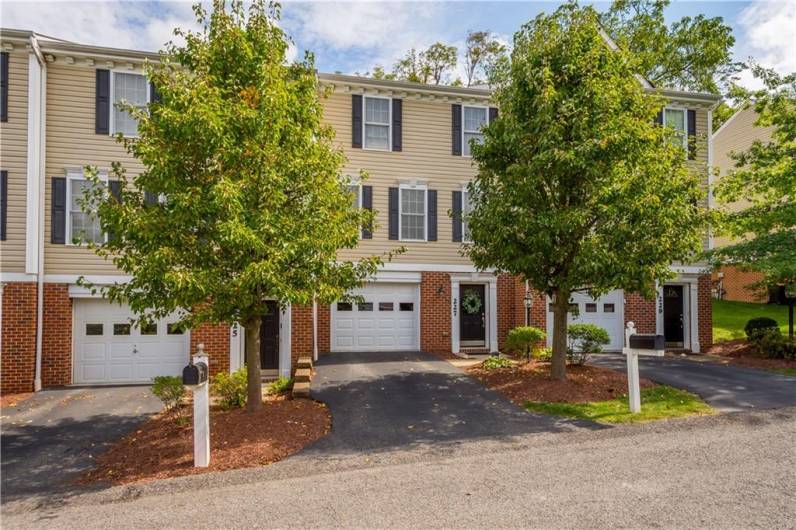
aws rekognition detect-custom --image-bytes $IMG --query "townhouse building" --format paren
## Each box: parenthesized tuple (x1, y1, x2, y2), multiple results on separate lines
(0, 29, 718, 393)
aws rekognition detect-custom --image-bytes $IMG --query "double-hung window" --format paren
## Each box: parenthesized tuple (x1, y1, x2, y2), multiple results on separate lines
(399, 185, 426, 241)
(112, 72, 149, 137)
(463, 106, 488, 156)
(663, 108, 687, 153)
(461, 188, 473, 242)
(364, 96, 391, 150)
(68, 173, 107, 244)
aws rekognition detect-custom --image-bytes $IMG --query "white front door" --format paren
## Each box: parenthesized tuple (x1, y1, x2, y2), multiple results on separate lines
(73, 299, 189, 384)
(331, 283, 419, 351)
(547, 290, 624, 351)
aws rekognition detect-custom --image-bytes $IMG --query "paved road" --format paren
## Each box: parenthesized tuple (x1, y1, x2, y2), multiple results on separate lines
(590, 354, 796, 411)
(1, 386, 161, 502)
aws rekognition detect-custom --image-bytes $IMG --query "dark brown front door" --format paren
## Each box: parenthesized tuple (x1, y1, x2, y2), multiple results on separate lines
(663, 285, 684, 347)
(260, 301, 280, 369)
(460, 284, 486, 346)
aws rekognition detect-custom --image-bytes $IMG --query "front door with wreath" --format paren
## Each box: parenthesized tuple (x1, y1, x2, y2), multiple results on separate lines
(460, 284, 486, 346)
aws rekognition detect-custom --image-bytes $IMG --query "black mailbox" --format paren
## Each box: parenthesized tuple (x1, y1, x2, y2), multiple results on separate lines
(629, 334, 665, 350)
(182, 361, 208, 386)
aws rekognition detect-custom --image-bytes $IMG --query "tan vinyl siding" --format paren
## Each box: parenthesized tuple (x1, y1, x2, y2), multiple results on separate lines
(685, 106, 711, 251)
(324, 90, 479, 264)
(0, 50, 29, 273)
(44, 63, 142, 275)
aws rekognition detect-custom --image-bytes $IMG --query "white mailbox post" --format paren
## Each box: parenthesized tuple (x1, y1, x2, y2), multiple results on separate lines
(622, 322, 665, 413)
(183, 344, 210, 467)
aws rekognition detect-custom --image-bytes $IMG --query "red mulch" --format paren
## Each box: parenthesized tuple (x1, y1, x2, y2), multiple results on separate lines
(467, 361, 655, 407)
(80, 396, 331, 486)
(707, 339, 796, 371)
(0, 393, 33, 409)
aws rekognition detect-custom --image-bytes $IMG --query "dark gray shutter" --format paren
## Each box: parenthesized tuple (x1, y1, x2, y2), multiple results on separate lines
(452, 104, 462, 155)
(687, 109, 697, 160)
(451, 190, 462, 242)
(352, 94, 362, 148)
(95, 69, 110, 134)
(655, 110, 663, 125)
(149, 81, 161, 104)
(51, 177, 66, 244)
(489, 107, 498, 123)
(427, 190, 437, 242)
(392, 99, 402, 151)
(144, 191, 158, 205)
(108, 180, 122, 242)
(361, 185, 373, 239)
(0, 170, 7, 240)
(388, 187, 399, 240)
(1, 52, 8, 122)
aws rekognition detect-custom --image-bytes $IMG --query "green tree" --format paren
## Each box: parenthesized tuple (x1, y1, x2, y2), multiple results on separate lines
(393, 48, 430, 83)
(80, 0, 382, 411)
(370, 65, 396, 81)
(466, 5, 706, 380)
(463, 30, 506, 87)
(421, 42, 458, 85)
(712, 65, 796, 292)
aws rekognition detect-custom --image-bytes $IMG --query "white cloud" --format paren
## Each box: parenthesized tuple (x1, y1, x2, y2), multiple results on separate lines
(736, 0, 796, 88)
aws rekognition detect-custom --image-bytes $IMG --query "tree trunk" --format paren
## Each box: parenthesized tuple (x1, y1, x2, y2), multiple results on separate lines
(243, 316, 263, 412)
(551, 288, 570, 381)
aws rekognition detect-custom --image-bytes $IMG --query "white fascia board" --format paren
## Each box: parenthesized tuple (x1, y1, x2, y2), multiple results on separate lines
(0, 272, 39, 282)
(669, 264, 710, 276)
(45, 274, 132, 285)
(379, 262, 495, 274)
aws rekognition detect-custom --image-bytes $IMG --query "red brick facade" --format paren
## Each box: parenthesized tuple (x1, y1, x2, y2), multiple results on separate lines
(420, 272, 452, 353)
(624, 292, 657, 334)
(190, 323, 230, 377)
(698, 274, 713, 351)
(1, 282, 37, 394)
(41, 283, 72, 387)
(713, 266, 767, 303)
(291, 305, 314, 369)
(497, 274, 526, 349)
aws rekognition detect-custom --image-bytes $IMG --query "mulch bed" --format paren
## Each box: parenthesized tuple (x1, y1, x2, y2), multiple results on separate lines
(707, 339, 796, 371)
(80, 395, 331, 486)
(0, 392, 33, 409)
(467, 361, 655, 407)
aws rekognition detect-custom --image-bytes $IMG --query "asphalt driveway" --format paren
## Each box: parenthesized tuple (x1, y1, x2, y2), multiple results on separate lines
(308, 350, 595, 457)
(1, 386, 161, 501)
(590, 354, 796, 411)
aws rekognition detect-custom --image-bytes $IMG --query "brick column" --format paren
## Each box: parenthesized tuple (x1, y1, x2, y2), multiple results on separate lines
(420, 272, 451, 353)
(1, 282, 37, 394)
(291, 305, 313, 369)
(698, 274, 713, 351)
(41, 283, 72, 387)
(497, 274, 525, 349)
(190, 323, 230, 376)
(624, 292, 656, 334)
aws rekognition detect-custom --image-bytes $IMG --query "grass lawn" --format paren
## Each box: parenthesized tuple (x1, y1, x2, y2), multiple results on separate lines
(771, 367, 796, 377)
(524, 386, 713, 424)
(712, 299, 790, 342)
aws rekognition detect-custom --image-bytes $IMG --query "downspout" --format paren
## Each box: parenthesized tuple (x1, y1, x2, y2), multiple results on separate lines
(30, 34, 46, 391)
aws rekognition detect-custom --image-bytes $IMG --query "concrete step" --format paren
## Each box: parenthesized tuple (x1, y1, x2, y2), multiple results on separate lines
(297, 356, 313, 370)
(294, 367, 311, 383)
(292, 380, 311, 399)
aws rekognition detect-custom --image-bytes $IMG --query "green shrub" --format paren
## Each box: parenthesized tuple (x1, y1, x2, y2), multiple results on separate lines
(533, 346, 553, 362)
(211, 367, 248, 409)
(267, 376, 293, 395)
(754, 329, 796, 360)
(744, 317, 779, 341)
(151, 376, 187, 425)
(567, 323, 610, 365)
(505, 326, 546, 361)
(482, 356, 513, 370)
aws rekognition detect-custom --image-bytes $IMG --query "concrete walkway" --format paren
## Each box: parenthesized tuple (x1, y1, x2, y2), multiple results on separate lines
(590, 354, 796, 411)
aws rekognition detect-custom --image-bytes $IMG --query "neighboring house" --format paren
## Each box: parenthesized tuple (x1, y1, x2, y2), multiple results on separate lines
(710, 106, 775, 303)
(0, 29, 719, 394)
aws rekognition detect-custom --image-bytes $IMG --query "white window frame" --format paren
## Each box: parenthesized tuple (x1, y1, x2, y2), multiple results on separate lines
(66, 171, 108, 246)
(362, 95, 392, 151)
(462, 105, 489, 158)
(663, 106, 688, 156)
(109, 70, 150, 138)
(461, 185, 472, 243)
(398, 183, 428, 242)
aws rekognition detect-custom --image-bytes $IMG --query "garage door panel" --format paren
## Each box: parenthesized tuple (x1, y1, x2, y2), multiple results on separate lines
(547, 290, 624, 351)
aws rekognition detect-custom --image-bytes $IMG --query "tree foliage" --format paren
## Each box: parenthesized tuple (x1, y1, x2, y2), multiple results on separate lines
(463, 30, 506, 87)
(80, 0, 382, 410)
(466, 4, 706, 379)
(422, 42, 458, 85)
(711, 65, 796, 288)
(393, 48, 431, 84)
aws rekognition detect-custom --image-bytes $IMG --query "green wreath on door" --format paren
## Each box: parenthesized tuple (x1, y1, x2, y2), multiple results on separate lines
(461, 289, 483, 315)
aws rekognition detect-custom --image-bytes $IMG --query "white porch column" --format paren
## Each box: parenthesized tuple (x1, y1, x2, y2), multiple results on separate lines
(279, 305, 292, 378)
(488, 279, 498, 353)
(689, 281, 701, 353)
(451, 280, 461, 354)
(229, 322, 243, 372)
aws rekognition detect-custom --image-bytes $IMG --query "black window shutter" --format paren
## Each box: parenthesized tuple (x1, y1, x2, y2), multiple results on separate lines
(388, 187, 399, 240)
(655, 110, 663, 125)
(1, 52, 9, 123)
(687, 109, 697, 160)
(0, 170, 7, 240)
(427, 190, 437, 242)
(149, 81, 161, 104)
(392, 99, 402, 152)
(352, 94, 363, 148)
(361, 185, 373, 239)
(95, 69, 110, 134)
(451, 190, 462, 242)
(451, 104, 462, 156)
(108, 180, 122, 242)
(144, 191, 158, 205)
(489, 107, 498, 123)
(51, 177, 66, 244)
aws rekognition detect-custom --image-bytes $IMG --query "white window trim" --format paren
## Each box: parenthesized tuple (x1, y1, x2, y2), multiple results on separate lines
(663, 106, 689, 156)
(462, 105, 489, 158)
(65, 171, 108, 246)
(109, 70, 150, 138)
(362, 95, 392, 152)
(398, 183, 428, 242)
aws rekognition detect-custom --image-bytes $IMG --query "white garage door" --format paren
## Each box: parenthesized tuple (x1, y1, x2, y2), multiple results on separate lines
(547, 290, 624, 351)
(332, 283, 419, 351)
(73, 299, 189, 384)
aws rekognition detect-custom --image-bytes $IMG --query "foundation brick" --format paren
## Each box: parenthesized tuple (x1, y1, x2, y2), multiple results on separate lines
(1, 282, 37, 394)
(698, 274, 713, 352)
(41, 283, 72, 387)
(420, 272, 452, 353)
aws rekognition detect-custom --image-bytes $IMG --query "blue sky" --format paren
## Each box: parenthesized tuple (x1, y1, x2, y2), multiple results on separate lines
(2, 1, 794, 88)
